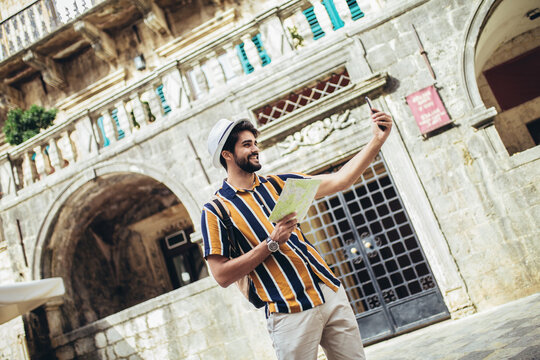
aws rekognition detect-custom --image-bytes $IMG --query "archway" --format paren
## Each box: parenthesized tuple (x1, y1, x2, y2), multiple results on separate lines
(464, 0, 540, 154)
(38, 172, 207, 332)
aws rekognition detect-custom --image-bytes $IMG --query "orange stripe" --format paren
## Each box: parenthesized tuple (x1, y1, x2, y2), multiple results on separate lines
(279, 244, 321, 303)
(240, 195, 274, 234)
(305, 245, 339, 291)
(205, 209, 224, 254)
(264, 254, 302, 312)
(226, 201, 259, 246)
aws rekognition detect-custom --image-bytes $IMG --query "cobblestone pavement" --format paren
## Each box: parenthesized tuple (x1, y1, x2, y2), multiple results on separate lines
(364, 292, 540, 360)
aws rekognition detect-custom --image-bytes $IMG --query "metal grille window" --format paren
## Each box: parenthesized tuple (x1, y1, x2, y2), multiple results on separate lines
(253, 68, 351, 125)
(300, 154, 448, 343)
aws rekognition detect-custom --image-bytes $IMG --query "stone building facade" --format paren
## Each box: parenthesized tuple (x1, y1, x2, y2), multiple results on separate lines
(0, 0, 538, 358)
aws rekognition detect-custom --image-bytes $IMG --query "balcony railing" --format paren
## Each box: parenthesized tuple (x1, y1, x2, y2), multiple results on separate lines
(0, 0, 372, 201)
(0, 0, 100, 62)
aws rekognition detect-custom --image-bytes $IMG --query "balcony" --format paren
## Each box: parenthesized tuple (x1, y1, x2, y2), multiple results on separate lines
(0, 0, 386, 203)
(0, 0, 103, 62)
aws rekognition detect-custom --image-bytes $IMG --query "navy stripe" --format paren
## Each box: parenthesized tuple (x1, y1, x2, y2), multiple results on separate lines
(202, 204, 231, 258)
(289, 233, 340, 287)
(200, 209, 210, 257)
(271, 251, 312, 310)
(276, 173, 306, 182)
(230, 196, 269, 241)
(257, 181, 278, 211)
(254, 261, 286, 305)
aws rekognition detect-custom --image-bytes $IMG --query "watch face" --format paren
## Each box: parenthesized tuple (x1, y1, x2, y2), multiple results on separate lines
(268, 240, 279, 252)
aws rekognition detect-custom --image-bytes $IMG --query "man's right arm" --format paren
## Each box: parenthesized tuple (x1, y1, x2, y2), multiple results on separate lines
(205, 212, 298, 288)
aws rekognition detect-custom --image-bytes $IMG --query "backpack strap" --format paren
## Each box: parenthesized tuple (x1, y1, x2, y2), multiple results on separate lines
(209, 197, 241, 257)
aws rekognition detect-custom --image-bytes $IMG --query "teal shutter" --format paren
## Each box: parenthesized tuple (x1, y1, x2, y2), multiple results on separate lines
(97, 116, 111, 147)
(251, 33, 271, 66)
(321, 0, 344, 30)
(111, 109, 125, 140)
(346, 0, 365, 21)
(302, 6, 325, 40)
(236, 43, 254, 74)
(156, 84, 171, 114)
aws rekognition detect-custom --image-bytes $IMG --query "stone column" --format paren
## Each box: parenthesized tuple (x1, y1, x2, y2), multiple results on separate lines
(73, 113, 99, 158)
(163, 67, 186, 110)
(203, 52, 226, 89)
(21, 152, 37, 187)
(57, 131, 77, 166)
(264, 13, 293, 57)
(114, 101, 132, 137)
(129, 93, 148, 127)
(44, 298, 64, 338)
(47, 138, 62, 172)
(32, 145, 47, 180)
(241, 33, 260, 70)
(100, 110, 118, 146)
(146, 85, 163, 120)
(222, 43, 243, 80)
(191, 61, 210, 97)
(0, 154, 16, 197)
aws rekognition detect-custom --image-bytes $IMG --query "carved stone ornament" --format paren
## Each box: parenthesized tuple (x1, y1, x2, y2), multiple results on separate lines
(277, 109, 356, 155)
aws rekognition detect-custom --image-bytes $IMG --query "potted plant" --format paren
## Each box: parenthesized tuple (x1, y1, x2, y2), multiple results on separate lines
(3, 105, 57, 146)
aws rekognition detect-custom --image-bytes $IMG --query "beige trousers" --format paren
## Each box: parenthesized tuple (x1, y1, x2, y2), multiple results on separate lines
(266, 284, 366, 360)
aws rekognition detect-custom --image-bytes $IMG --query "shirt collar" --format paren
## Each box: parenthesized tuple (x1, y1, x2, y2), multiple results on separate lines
(218, 174, 268, 199)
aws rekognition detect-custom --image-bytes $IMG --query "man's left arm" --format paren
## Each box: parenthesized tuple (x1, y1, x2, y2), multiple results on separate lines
(313, 109, 393, 198)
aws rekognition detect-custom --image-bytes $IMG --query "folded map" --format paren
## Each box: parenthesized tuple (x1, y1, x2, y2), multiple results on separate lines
(268, 178, 322, 223)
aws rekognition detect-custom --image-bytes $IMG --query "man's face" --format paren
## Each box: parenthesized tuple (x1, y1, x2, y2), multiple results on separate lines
(232, 130, 261, 173)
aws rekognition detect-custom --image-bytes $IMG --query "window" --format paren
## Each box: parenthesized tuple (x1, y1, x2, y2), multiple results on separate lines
(526, 118, 540, 146)
(160, 228, 208, 289)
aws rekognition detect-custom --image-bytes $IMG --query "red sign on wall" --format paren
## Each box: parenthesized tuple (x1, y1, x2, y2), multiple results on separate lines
(406, 85, 451, 134)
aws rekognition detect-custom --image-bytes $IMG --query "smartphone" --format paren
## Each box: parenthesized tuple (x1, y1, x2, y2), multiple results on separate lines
(365, 96, 385, 130)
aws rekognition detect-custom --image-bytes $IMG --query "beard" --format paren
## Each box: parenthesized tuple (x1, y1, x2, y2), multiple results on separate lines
(234, 153, 262, 173)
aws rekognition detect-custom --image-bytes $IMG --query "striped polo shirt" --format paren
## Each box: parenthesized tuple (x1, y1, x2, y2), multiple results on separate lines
(201, 173, 340, 314)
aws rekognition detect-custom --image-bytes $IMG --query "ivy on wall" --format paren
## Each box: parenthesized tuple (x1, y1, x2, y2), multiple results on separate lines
(3, 105, 57, 145)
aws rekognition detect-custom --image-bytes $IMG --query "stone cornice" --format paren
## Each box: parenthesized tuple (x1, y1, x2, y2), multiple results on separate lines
(156, 8, 237, 59)
(55, 68, 127, 114)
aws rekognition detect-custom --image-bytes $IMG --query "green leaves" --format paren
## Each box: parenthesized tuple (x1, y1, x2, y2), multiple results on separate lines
(3, 105, 57, 145)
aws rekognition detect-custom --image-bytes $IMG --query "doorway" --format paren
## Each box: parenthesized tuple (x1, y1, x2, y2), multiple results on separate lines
(301, 155, 449, 343)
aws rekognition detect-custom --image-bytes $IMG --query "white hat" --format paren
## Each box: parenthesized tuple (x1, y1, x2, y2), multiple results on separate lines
(207, 118, 245, 168)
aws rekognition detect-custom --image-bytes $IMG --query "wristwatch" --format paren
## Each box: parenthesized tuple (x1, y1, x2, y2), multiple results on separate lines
(266, 237, 279, 252)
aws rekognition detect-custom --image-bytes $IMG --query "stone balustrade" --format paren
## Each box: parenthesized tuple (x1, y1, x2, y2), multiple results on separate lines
(0, 0, 371, 202)
(0, 0, 101, 61)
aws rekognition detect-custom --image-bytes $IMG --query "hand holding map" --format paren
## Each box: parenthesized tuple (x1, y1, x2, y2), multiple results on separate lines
(268, 178, 322, 223)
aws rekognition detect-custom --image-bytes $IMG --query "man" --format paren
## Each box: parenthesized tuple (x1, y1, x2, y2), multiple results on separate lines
(201, 107, 393, 359)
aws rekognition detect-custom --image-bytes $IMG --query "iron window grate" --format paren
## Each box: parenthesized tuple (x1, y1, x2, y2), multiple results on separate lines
(253, 68, 350, 126)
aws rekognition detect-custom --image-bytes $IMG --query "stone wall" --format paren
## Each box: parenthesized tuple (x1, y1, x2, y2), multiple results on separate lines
(0, 317, 28, 360)
(0, 238, 28, 359)
(52, 277, 276, 360)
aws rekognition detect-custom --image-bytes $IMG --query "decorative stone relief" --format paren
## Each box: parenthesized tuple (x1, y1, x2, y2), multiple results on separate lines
(277, 109, 356, 154)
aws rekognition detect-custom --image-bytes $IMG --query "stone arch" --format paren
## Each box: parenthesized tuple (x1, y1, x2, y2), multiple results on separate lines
(32, 160, 200, 279)
(31, 161, 206, 332)
(461, 0, 498, 108)
(461, 0, 540, 153)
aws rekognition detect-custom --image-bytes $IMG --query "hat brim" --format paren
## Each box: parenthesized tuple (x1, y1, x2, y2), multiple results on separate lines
(212, 118, 245, 168)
